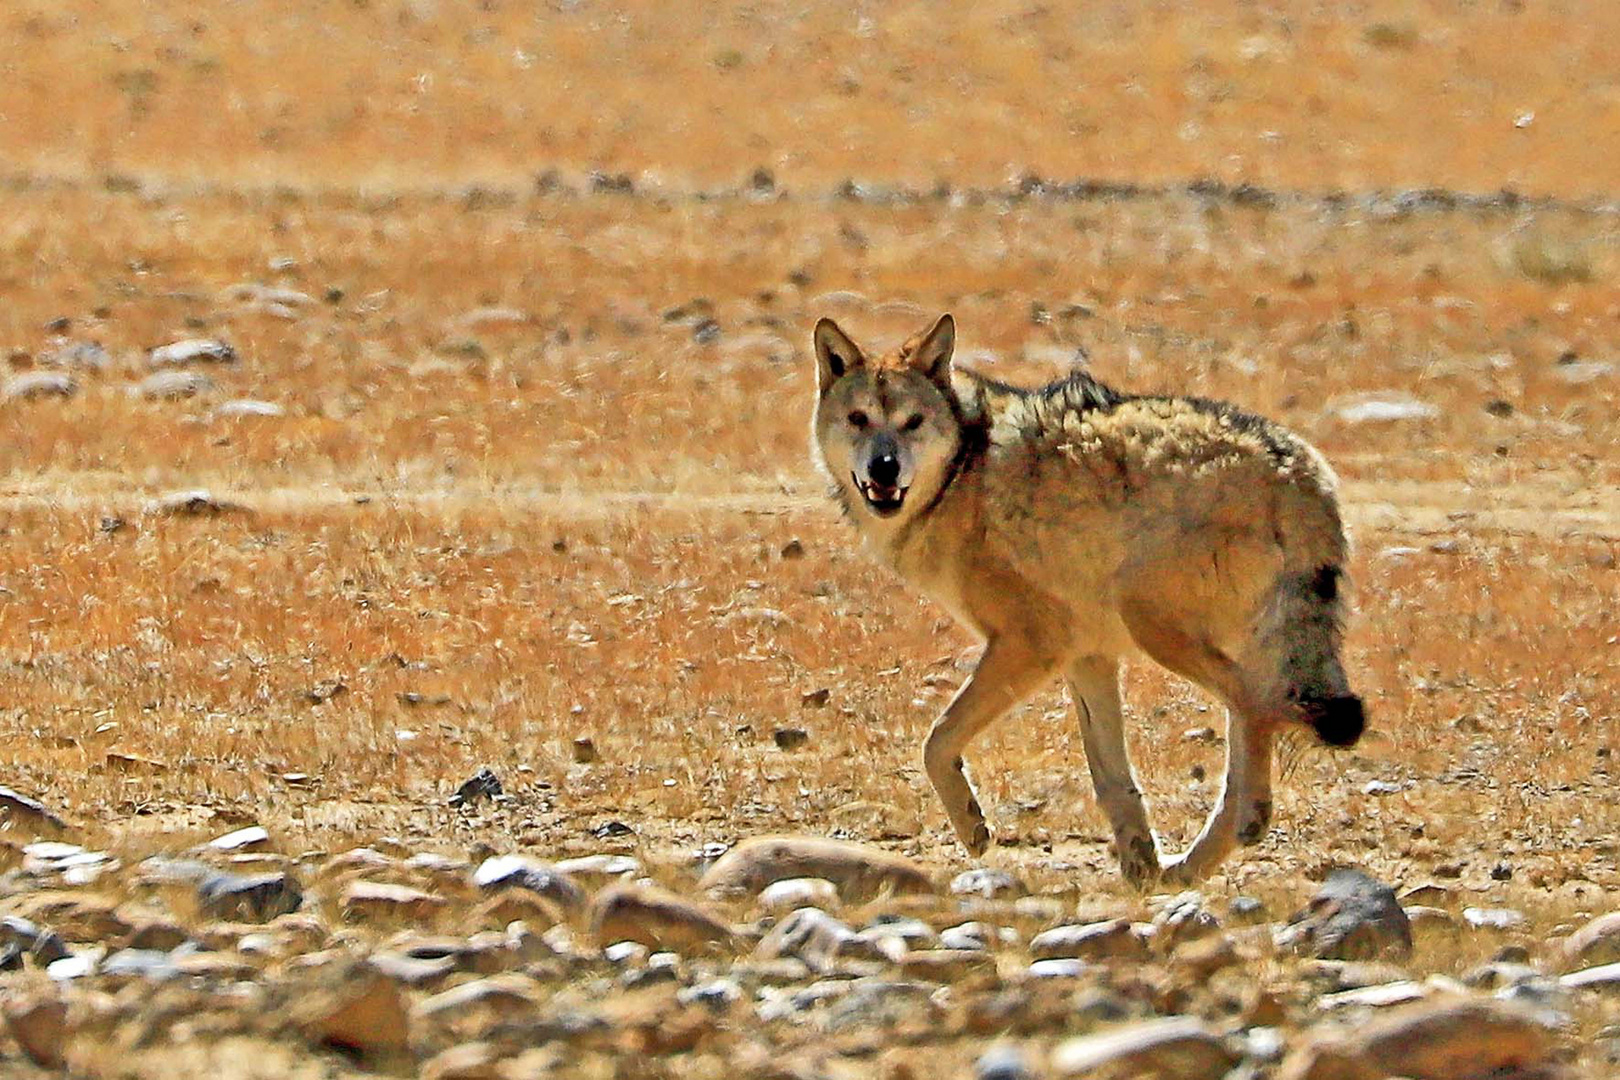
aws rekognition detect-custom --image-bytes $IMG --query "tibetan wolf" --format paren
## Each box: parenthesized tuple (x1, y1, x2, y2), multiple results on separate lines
(811, 313, 1364, 885)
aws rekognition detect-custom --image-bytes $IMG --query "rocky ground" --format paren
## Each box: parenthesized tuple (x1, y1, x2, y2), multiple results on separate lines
(0, 817, 1617, 1078)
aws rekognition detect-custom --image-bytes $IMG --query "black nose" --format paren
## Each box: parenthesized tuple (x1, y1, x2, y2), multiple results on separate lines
(868, 454, 900, 486)
(1303, 694, 1365, 748)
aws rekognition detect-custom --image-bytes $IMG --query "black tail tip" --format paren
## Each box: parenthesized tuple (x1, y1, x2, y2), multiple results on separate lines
(1302, 694, 1365, 748)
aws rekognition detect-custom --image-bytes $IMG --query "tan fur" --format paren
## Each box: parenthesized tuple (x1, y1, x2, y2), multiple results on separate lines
(811, 313, 1363, 885)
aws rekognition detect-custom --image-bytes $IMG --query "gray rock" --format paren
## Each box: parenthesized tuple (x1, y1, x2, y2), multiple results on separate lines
(0, 916, 68, 965)
(1052, 1016, 1237, 1078)
(975, 1043, 1037, 1080)
(149, 338, 236, 367)
(213, 399, 285, 419)
(100, 948, 178, 981)
(136, 370, 215, 399)
(677, 978, 741, 1010)
(755, 907, 858, 973)
(950, 867, 1026, 900)
(197, 871, 303, 922)
(4, 372, 76, 401)
(472, 855, 586, 913)
(1031, 919, 1148, 961)
(1282, 868, 1413, 960)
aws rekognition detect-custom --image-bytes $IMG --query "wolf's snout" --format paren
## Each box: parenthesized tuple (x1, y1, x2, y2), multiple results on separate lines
(867, 453, 901, 487)
(1302, 694, 1366, 747)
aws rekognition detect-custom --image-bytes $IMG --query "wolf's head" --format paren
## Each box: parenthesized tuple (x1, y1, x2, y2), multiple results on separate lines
(811, 313, 965, 529)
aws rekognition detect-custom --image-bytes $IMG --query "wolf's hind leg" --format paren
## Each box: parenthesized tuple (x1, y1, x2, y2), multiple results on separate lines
(923, 637, 1056, 856)
(1066, 656, 1161, 886)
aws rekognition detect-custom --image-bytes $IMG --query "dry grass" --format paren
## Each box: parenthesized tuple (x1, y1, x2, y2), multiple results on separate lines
(3, 1, 1620, 1074)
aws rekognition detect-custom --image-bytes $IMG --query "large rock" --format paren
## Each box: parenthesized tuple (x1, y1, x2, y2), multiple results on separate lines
(698, 836, 933, 900)
(340, 880, 447, 923)
(1052, 1017, 1238, 1078)
(1277, 998, 1557, 1080)
(198, 871, 303, 922)
(1562, 910, 1620, 968)
(1030, 919, 1148, 962)
(471, 855, 587, 914)
(1279, 869, 1412, 960)
(2, 993, 66, 1068)
(294, 963, 410, 1057)
(754, 907, 858, 973)
(590, 884, 735, 952)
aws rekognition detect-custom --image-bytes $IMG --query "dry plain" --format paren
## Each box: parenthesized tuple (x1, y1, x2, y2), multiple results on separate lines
(1, 2, 1619, 1077)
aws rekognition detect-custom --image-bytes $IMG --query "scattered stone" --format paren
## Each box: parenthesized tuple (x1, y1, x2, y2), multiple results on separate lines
(422, 1041, 504, 1080)
(1174, 932, 1240, 979)
(209, 825, 271, 852)
(4, 371, 76, 400)
(975, 1043, 1037, 1080)
(1563, 911, 1620, 967)
(1329, 391, 1439, 424)
(295, 963, 411, 1056)
(144, 489, 250, 517)
(759, 877, 839, 912)
(413, 974, 540, 1024)
(4, 892, 128, 942)
(1318, 980, 1431, 1010)
(1463, 906, 1526, 931)
(699, 836, 934, 899)
(198, 871, 303, 922)
(471, 855, 586, 914)
(2, 993, 66, 1068)
(552, 853, 639, 886)
(149, 338, 236, 367)
(451, 307, 530, 331)
(1277, 998, 1556, 1080)
(1027, 957, 1089, 979)
(1153, 892, 1222, 946)
(0, 917, 70, 966)
(950, 867, 1026, 900)
(213, 398, 285, 419)
(772, 726, 809, 751)
(1030, 919, 1149, 962)
(1052, 1016, 1238, 1078)
(571, 737, 598, 763)
(591, 884, 735, 952)
(941, 922, 994, 951)
(759, 906, 856, 967)
(100, 947, 179, 982)
(449, 767, 502, 808)
(136, 369, 216, 399)
(800, 687, 830, 708)
(896, 948, 996, 982)
(1560, 961, 1620, 992)
(1281, 868, 1413, 960)
(0, 788, 69, 834)
(341, 880, 447, 923)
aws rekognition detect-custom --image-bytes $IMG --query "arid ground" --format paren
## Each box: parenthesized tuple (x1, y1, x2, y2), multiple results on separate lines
(1, 2, 1618, 1077)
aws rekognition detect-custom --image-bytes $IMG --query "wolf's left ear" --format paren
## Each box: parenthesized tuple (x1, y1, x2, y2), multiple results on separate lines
(814, 317, 863, 395)
(910, 313, 955, 386)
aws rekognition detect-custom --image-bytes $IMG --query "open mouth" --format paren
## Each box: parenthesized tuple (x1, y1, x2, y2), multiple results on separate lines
(854, 473, 908, 517)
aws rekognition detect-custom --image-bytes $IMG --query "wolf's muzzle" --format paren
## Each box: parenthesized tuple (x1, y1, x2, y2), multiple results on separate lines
(1301, 694, 1366, 747)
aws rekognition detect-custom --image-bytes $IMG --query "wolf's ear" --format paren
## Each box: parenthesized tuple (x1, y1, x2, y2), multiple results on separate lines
(814, 317, 863, 394)
(909, 313, 955, 386)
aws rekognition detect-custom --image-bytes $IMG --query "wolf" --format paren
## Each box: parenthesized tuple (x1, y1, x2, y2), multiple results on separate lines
(810, 313, 1364, 885)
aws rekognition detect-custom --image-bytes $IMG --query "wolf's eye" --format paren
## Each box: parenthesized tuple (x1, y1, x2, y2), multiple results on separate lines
(847, 410, 869, 428)
(901, 413, 925, 432)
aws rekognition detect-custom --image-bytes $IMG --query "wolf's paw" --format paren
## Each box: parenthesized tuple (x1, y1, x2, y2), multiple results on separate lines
(963, 821, 991, 857)
(1117, 836, 1162, 889)
(1156, 854, 1202, 887)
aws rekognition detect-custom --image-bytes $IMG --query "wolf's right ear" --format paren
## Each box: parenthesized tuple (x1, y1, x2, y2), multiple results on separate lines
(813, 318, 863, 395)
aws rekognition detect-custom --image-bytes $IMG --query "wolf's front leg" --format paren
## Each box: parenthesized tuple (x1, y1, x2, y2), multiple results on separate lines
(1065, 656, 1162, 887)
(1160, 711, 1273, 884)
(923, 637, 1056, 856)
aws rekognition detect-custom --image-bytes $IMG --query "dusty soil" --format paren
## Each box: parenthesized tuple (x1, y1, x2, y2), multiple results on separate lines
(0, 2, 1618, 1077)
